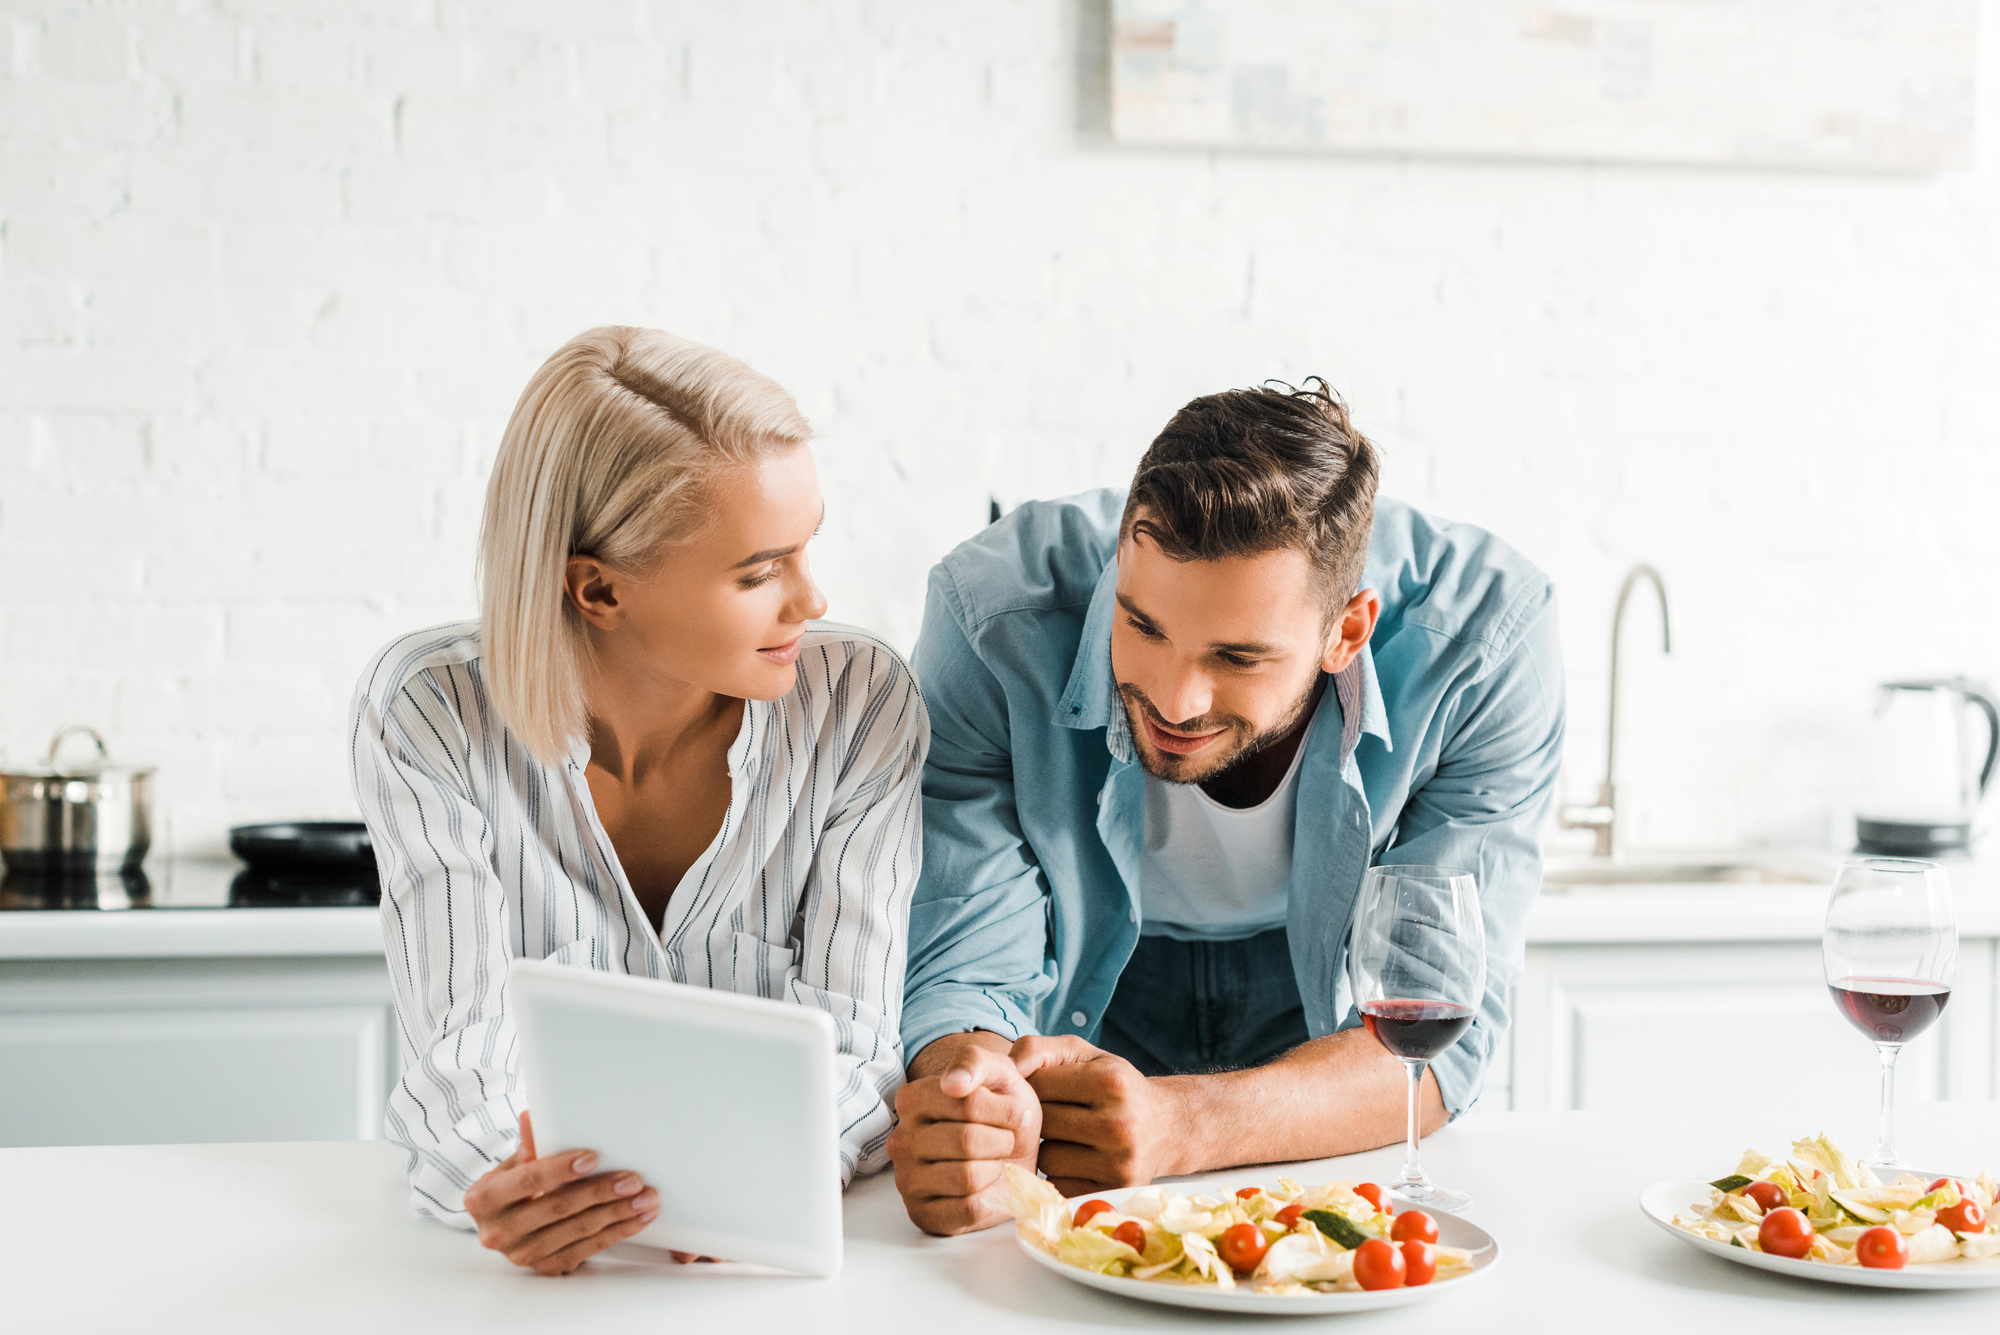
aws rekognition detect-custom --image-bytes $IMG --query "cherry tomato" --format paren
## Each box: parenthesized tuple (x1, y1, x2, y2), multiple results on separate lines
(1390, 1210, 1439, 1244)
(1274, 1204, 1304, 1230)
(1217, 1222, 1269, 1275)
(1352, 1238, 1406, 1290)
(1937, 1200, 1988, 1235)
(1354, 1183, 1392, 1214)
(1743, 1180, 1787, 1214)
(1236, 1186, 1262, 1200)
(1757, 1207, 1814, 1259)
(1113, 1220, 1147, 1253)
(1073, 1199, 1113, 1228)
(1400, 1239, 1436, 1286)
(1929, 1177, 1970, 1198)
(1855, 1225, 1909, 1270)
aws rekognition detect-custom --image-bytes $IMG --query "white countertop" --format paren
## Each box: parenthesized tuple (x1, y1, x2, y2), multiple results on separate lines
(0, 860, 381, 960)
(1528, 847, 2000, 944)
(6, 1102, 1997, 1332)
(6, 849, 2000, 961)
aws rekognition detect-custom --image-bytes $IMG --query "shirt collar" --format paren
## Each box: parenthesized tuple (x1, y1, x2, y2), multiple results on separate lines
(1054, 559, 1127, 748)
(1052, 555, 1393, 765)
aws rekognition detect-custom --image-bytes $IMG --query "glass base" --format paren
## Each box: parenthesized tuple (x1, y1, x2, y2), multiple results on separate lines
(1390, 1180, 1473, 1214)
(1865, 1155, 1917, 1179)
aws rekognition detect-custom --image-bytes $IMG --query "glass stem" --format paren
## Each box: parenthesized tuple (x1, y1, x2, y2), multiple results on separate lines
(1397, 1059, 1426, 1186)
(1874, 1043, 1901, 1166)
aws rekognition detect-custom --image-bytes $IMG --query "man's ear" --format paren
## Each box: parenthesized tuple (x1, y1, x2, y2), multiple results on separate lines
(565, 555, 623, 631)
(1320, 589, 1381, 674)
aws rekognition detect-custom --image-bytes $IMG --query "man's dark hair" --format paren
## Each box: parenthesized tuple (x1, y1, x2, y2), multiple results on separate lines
(1121, 378, 1381, 612)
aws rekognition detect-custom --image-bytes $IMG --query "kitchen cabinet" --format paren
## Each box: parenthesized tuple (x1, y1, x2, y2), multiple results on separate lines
(0, 955, 398, 1148)
(1504, 939, 1998, 1114)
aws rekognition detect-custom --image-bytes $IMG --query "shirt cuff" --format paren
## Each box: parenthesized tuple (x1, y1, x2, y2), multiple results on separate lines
(900, 985, 1037, 1065)
(1424, 1023, 1492, 1122)
(393, 1094, 525, 1230)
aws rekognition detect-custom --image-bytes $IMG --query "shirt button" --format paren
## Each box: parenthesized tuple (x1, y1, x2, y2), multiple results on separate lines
(1070, 1010, 1088, 1027)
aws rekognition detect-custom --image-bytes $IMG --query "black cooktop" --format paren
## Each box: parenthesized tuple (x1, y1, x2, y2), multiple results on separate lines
(0, 865, 380, 911)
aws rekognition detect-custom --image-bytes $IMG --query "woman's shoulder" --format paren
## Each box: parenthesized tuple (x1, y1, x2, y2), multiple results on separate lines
(353, 621, 485, 709)
(798, 621, 910, 673)
(791, 622, 924, 711)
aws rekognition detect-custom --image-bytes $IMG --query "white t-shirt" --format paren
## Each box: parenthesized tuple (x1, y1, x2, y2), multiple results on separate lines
(1137, 707, 1319, 942)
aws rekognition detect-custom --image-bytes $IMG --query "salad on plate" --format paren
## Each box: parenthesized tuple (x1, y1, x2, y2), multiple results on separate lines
(1670, 1133, 2000, 1270)
(1003, 1164, 1478, 1294)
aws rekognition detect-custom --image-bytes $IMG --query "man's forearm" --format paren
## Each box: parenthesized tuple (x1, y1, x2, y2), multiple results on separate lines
(1155, 1029, 1449, 1176)
(906, 1029, 1015, 1082)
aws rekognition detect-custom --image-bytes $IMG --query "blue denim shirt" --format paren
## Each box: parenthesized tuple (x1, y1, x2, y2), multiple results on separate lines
(902, 490, 1565, 1115)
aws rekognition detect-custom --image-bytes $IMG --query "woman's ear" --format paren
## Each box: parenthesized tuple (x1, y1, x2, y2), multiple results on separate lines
(1320, 589, 1381, 674)
(564, 555, 624, 630)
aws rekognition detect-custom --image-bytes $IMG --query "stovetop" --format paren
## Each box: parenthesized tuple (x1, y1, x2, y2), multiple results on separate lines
(0, 859, 379, 911)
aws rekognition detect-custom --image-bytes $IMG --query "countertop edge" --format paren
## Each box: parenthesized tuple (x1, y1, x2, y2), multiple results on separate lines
(0, 907, 383, 960)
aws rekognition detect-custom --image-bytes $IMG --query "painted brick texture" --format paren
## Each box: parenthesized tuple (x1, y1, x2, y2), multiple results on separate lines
(2, 1, 1997, 856)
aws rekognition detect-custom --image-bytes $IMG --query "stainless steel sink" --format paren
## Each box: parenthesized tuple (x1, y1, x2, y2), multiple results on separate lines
(1543, 858, 1830, 889)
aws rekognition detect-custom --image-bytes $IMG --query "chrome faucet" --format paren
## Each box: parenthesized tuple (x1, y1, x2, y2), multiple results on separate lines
(1560, 563, 1672, 858)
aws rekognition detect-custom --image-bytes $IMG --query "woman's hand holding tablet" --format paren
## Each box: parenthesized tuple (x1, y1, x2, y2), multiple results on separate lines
(463, 1112, 661, 1276)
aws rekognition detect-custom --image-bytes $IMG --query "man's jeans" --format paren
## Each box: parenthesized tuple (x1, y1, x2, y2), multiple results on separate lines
(1098, 927, 1310, 1075)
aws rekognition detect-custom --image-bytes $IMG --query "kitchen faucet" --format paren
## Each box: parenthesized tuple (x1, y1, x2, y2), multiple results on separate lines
(1559, 563, 1672, 858)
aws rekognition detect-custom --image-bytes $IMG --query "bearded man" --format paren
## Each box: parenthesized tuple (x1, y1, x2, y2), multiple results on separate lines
(889, 380, 1564, 1234)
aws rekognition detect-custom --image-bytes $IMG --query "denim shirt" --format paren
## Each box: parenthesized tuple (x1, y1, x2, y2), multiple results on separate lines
(902, 489, 1566, 1115)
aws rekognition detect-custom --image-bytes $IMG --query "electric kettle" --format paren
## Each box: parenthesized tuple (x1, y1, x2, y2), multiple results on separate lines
(1854, 677, 2000, 856)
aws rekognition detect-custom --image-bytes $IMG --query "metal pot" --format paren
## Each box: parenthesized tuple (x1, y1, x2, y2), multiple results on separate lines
(0, 725, 155, 875)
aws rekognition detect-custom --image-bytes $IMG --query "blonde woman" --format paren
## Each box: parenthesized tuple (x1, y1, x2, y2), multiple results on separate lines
(349, 327, 927, 1275)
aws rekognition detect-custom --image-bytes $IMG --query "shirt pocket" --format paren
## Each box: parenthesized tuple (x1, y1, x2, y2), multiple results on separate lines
(730, 932, 799, 999)
(542, 936, 600, 969)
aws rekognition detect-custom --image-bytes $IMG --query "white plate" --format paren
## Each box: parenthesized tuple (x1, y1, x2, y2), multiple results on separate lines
(1640, 1179, 2000, 1290)
(1015, 1183, 1501, 1315)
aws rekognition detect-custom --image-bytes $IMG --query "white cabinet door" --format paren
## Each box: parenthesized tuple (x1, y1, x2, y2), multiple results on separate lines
(1508, 940, 1990, 1115)
(0, 956, 398, 1148)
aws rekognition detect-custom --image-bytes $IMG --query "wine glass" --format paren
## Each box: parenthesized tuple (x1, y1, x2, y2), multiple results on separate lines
(1346, 864, 1485, 1213)
(1822, 856, 1956, 1174)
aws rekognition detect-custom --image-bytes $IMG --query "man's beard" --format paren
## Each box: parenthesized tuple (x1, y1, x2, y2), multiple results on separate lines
(1117, 674, 1323, 785)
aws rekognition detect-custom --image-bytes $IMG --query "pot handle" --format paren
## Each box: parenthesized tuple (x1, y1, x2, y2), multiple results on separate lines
(47, 724, 111, 773)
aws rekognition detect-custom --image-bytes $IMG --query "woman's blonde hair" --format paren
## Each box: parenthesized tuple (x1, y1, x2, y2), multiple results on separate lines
(478, 326, 811, 763)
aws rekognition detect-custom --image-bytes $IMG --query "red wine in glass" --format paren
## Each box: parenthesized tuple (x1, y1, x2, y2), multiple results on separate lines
(1360, 999, 1476, 1060)
(1829, 976, 1951, 1044)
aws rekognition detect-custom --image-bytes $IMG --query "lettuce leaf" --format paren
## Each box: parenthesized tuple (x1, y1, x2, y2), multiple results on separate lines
(1790, 1134, 1866, 1190)
(1001, 1163, 1065, 1219)
(1257, 1231, 1353, 1284)
(1906, 1224, 1960, 1265)
(1056, 1228, 1142, 1274)
(1179, 1231, 1235, 1289)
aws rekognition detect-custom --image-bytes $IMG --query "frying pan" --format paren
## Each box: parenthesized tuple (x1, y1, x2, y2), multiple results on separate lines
(229, 821, 376, 872)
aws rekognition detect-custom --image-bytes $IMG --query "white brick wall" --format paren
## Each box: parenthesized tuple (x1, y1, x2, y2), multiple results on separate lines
(3, 0, 1998, 857)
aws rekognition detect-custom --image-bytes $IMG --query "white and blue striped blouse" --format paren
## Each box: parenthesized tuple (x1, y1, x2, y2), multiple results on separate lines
(348, 620, 928, 1228)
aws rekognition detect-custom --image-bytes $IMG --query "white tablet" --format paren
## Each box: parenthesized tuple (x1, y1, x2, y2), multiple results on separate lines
(509, 957, 844, 1277)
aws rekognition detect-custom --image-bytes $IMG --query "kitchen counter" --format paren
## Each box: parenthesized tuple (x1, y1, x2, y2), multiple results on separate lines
(6, 1102, 1998, 1333)
(1527, 848, 2000, 944)
(0, 859, 381, 959)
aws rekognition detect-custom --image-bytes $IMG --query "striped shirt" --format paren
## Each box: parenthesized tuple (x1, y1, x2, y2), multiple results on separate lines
(348, 620, 928, 1228)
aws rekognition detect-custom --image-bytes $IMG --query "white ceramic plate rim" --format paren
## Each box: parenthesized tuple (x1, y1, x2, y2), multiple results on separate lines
(1640, 1178, 2000, 1290)
(1013, 1182, 1501, 1314)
